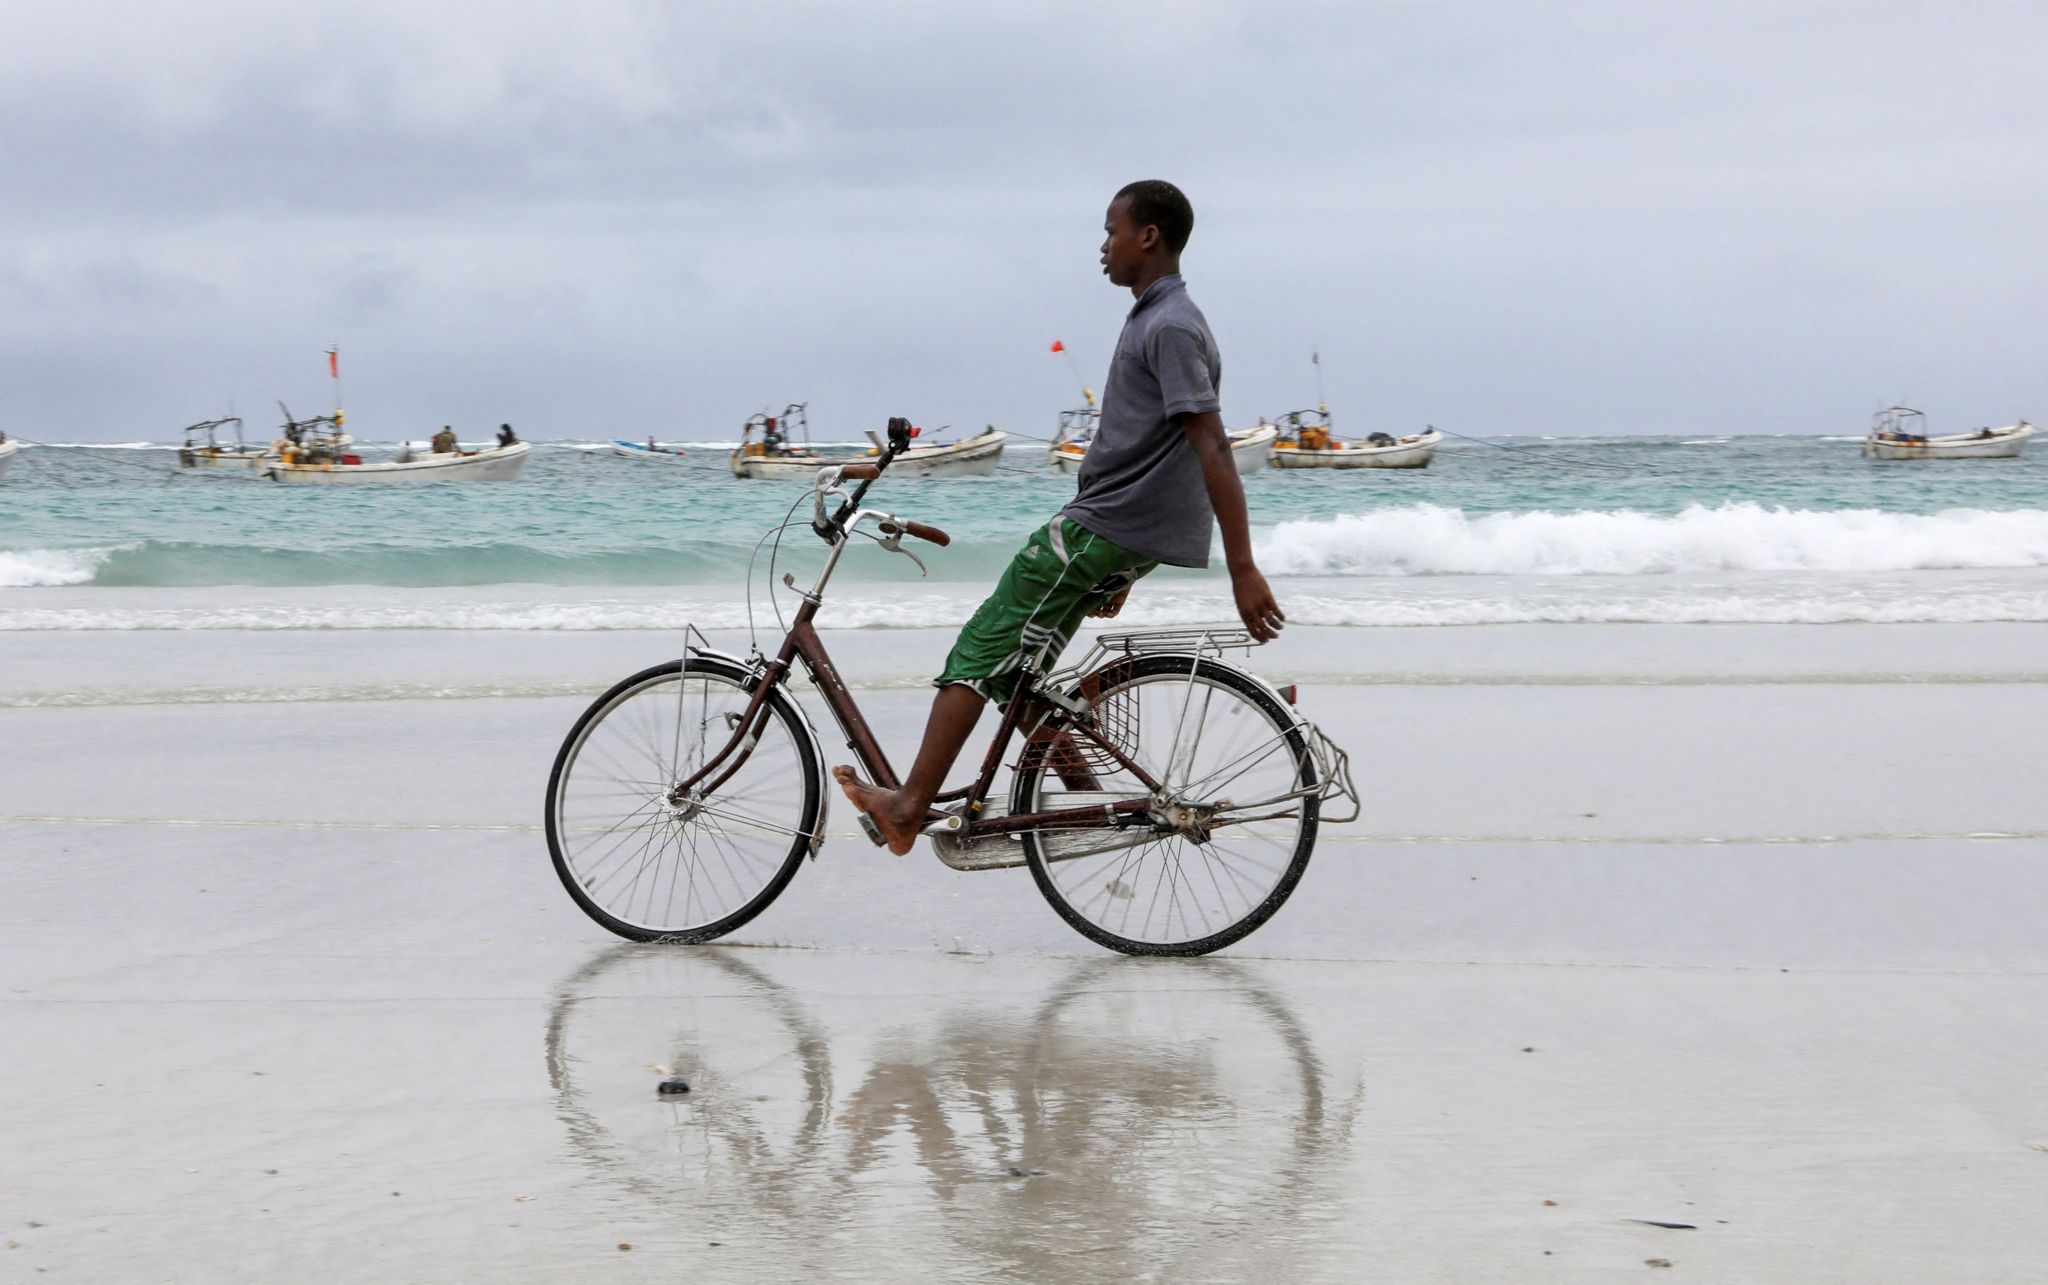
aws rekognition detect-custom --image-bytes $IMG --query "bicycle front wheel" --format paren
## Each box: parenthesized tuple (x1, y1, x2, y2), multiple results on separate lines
(1014, 654, 1318, 956)
(545, 657, 821, 942)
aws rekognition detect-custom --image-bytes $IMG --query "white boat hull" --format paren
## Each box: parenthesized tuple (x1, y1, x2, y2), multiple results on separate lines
(1228, 424, 1277, 474)
(730, 450, 840, 480)
(0, 440, 18, 478)
(611, 440, 686, 460)
(1272, 429, 1441, 469)
(880, 429, 1006, 477)
(180, 448, 267, 468)
(262, 442, 532, 483)
(1864, 423, 2031, 459)
(735, 430, 1006, 479)
(1052, 426, 1272, 474)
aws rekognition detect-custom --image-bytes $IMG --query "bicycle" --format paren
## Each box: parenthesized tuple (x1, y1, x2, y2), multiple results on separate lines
(544, 420, 1359, 955)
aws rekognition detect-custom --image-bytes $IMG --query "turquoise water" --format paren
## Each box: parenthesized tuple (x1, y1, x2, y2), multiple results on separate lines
(3, 436, 2043, 585)
(3, 436, 2046, 629)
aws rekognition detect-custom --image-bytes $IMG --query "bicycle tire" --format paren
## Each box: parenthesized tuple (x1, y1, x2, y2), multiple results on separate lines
(1014, 654, 1318, 956)
(545, 657, 820, 943)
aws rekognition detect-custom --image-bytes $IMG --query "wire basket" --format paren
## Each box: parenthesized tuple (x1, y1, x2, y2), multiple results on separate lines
(1019, 662, 1142, 780)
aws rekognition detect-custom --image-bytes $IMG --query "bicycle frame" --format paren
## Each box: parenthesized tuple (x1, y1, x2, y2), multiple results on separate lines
(667, 462, 1167, 843)
(670, 588, 1163, 841)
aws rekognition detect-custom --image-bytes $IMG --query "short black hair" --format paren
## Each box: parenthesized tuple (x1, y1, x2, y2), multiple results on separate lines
(1114, 180, 1194, 253)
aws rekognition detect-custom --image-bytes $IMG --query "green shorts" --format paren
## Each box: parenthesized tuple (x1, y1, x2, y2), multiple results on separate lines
(937, 517, 1158, 703)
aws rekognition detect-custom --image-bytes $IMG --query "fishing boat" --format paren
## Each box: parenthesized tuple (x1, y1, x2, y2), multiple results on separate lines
(1046, 406, 1098, 474)
(0, 438, 18, 479)
(1228, 422, 1278, 473)
(259, 407, 529, 483)
(177, 417, 265, 468)
(1863, 406, 2032, 460)
(1269, 408, 1441, 469)
(611, 438, 687, 460)
(859, 425, 1006, 476)
(729, 404, 842, 479)
(1047, 408, 1274, 475)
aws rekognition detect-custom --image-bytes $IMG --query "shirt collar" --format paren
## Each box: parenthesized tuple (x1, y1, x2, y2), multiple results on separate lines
(1128, 273, 1186, 319)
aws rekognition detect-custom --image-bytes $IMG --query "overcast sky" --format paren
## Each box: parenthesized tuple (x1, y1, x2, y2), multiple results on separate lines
(4, 1, 2045, 441)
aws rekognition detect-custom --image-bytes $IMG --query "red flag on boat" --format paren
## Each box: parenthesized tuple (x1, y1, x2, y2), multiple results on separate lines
(327, 347, 338, 379)
(1049, 340, 1065, 353)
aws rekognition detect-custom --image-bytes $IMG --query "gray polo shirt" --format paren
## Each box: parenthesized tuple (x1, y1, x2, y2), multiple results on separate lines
(1059, 275, 1223, 568)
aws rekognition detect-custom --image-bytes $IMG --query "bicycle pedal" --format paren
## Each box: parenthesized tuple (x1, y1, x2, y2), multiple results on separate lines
(855, 812, 888, 848)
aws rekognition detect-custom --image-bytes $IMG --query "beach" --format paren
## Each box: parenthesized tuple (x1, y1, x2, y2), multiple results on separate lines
(6, 619, 2047, 1280)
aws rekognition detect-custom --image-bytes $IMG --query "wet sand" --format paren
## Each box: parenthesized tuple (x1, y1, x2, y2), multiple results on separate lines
(4, 623, 2047, 1280)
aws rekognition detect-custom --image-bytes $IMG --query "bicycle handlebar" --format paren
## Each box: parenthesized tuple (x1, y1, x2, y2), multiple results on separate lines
(884, 519, 951, 547)
(813, 417, 915, 543)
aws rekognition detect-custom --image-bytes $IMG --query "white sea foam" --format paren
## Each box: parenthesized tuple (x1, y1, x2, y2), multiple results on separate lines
(0, 547, 117, 587)
(1253, 503, 2048, 577)
(8, 581, 2048, 630)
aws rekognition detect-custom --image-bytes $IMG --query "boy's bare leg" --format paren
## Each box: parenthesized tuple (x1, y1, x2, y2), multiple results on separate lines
(834, 682, 985, 856)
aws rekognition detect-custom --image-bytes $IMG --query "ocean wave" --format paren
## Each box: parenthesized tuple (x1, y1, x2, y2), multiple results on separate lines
(0, 533, 1032, 588)
(9, 502, 2048, 591)
(0, 539, 827, 588)
(1253, 503, 2048, 577)
(8, 585, 2048, 630)
(0, 547, 119, 587)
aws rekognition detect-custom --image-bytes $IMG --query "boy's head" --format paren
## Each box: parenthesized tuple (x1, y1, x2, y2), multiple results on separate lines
(1101, 180, 1194, 288)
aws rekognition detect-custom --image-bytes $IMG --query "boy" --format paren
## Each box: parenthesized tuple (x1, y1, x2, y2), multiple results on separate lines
(835, 179, 1285, 854)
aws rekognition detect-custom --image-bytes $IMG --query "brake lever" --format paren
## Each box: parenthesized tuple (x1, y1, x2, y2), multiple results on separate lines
(876, 523, 928, 576)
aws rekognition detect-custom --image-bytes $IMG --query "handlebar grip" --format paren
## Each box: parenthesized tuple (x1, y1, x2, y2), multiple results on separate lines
(839, 463, 881, 480)
(901, 520, 951, 547)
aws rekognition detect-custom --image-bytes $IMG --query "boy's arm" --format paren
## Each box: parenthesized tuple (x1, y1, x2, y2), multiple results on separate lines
(1180, 410, 1286, 641)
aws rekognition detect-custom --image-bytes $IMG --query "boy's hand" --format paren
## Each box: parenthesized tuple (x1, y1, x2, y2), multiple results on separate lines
(1087, 586, 1132, 619)
(1232, 567, 1286, 641)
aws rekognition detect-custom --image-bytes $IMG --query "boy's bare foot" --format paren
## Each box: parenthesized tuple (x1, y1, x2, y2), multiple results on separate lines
(832, 765, 920, 856)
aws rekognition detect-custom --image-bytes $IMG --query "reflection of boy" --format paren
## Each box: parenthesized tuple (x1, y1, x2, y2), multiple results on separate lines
(836, 180, 1285, 854)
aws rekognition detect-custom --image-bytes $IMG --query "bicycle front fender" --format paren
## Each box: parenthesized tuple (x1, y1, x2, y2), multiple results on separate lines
(686, 642, 833, 858)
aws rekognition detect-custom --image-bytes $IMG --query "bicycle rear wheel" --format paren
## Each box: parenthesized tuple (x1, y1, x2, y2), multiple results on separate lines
(545, 657, 820, 942)
(1014, 654, 1318, 956)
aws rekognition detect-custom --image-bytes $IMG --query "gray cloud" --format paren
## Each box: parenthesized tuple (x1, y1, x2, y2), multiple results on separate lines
(3, 0, 2045, 441)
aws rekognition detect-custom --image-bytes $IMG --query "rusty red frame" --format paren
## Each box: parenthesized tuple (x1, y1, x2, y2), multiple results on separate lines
(671, 592, 1165, 839)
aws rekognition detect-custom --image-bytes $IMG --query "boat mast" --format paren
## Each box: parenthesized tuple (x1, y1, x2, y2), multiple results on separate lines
(1051, 340, 1096, 410)
(327, 345, 343, 433)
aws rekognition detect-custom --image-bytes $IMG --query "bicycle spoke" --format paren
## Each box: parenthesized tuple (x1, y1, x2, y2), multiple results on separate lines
(550, 665, 815, 940)
(1024, 662, 1316, 954)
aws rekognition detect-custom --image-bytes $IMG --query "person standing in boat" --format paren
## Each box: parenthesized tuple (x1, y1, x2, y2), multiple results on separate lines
(497, 423, 519, 448)
(832, 179, 1285, 854)
(432, 426, 458, 454)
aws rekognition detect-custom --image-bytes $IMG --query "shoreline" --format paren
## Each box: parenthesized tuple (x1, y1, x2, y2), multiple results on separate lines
(6, 619, 2047, 1278)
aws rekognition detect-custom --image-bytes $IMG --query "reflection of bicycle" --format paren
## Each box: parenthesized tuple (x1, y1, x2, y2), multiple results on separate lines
(543, 945, 1364, 1264)
(545, 419, 1359, 955)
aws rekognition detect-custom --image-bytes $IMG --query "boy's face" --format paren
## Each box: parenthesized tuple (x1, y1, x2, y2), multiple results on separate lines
(1099, 196, 1153, 288)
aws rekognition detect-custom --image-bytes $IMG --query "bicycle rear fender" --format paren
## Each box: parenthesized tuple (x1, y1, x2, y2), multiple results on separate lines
(687, 639, 833, 858)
